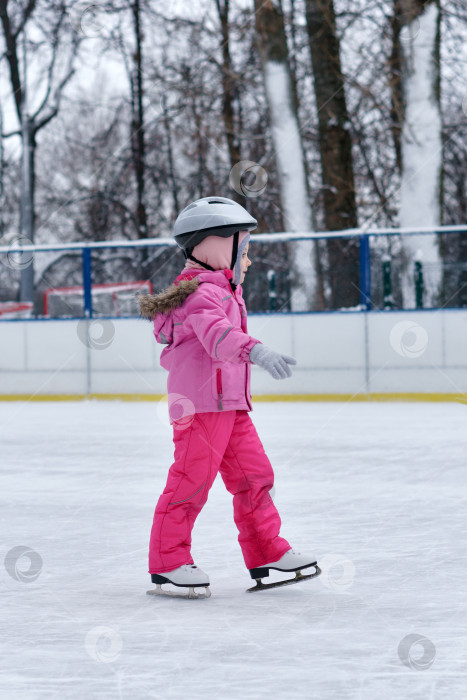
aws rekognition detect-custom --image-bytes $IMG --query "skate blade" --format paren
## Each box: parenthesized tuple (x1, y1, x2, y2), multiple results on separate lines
(147, 584, 211, 599)
(246, 565, 321, 593)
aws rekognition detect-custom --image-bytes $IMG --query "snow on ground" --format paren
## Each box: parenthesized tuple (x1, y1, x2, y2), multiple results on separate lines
(1, 400, 466, 699)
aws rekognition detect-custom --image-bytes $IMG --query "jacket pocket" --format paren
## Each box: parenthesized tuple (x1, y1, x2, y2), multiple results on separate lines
(212, 362, 243, 407)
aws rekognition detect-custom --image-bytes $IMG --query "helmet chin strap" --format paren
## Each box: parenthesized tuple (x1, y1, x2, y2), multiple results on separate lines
(230, 232, 239, 270)
(229, 231, 240, 291)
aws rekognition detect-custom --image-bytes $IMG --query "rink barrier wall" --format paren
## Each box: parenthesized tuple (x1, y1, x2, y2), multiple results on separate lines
(0, 308, 466, 400)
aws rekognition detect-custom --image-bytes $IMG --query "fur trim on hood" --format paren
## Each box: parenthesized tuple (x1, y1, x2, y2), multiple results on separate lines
(138, 277, 200, 320)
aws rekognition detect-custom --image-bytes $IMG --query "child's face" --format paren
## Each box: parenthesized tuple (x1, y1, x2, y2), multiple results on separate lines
(239, 242, 251, 285)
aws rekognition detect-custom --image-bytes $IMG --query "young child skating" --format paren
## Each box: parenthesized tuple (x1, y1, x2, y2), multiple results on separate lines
(139, 196, 320, 597)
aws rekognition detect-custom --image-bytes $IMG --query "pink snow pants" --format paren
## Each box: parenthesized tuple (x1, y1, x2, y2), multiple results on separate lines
(149, 410, 291, 573)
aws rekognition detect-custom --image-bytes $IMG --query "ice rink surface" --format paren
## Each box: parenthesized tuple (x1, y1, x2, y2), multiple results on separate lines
(1, 399, 466, 699)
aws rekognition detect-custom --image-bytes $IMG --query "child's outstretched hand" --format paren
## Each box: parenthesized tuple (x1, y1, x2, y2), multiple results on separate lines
(249, 343, 297, 380)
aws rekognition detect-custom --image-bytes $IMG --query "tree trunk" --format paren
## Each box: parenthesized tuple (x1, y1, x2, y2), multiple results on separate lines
(130, 0, 148, 242)
(0, 105, 4, 239)
(305, 0, 360, 309)
(254, 0, 318, 311)
(0, 0, 76, 304)
(398, 0, 443, 308)
(215, 0, 242, 188)
(388, 0, 404, 172)
(161, 92, 180, 214)
(19, 119, 35, 302)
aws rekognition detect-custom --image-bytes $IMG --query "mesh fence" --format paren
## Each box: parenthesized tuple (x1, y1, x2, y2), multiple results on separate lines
(0, 228, 466, 318)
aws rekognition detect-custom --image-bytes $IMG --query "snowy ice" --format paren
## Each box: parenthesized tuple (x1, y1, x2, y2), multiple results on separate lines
(1, 399, 467, 699)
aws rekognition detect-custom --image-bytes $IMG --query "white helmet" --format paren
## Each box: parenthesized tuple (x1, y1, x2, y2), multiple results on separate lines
(173, 196, 257, 251)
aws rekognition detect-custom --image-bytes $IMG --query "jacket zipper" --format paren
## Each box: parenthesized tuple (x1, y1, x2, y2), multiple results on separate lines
(216, 368, 223, 410)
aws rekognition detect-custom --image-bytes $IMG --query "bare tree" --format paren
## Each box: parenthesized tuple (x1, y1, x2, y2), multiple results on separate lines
(214, 0, 242, 180)
(129, 0, 147, 241)
(1, 0, 464, 314)
(304, 0, 360, 309)
(254, 0, 318, 310)
(0, 0, 78, 302)
(395, 0, 443, 307)
(387, 0, 404, 173)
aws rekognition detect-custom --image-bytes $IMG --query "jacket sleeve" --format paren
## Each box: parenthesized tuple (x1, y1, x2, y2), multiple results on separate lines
(185, 290, 259, 364)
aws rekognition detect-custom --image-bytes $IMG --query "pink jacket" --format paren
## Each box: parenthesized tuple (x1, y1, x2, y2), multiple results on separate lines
(140, 269, 259, 421)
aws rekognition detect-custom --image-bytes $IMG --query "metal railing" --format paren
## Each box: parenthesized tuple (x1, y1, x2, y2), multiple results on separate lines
(0, 225, 466, 317)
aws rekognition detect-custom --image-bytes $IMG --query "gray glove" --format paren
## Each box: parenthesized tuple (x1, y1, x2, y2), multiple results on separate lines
(249, 343, 297, 380)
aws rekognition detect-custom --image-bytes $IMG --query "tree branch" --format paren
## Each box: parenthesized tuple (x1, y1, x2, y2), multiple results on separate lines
(32, 33, 79, 134)
(1, 129, 21, 138)
(12, 0, 37, 40)
(30, 5, 69, 122)
(0, 0, 23, 119)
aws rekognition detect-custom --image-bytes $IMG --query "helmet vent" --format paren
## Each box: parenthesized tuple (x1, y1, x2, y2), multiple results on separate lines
(208, 199, 233, 205)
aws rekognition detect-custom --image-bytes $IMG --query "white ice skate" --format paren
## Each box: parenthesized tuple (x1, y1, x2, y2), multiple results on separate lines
(247, 548, 321, 592)
(146, 564, 211, 599)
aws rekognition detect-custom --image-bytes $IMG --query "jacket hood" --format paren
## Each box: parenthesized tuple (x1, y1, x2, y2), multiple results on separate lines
(138, 269, 236, 321)
(138, 276, 200, 320)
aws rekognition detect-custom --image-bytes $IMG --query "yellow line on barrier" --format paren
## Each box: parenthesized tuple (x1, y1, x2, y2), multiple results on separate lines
(0, 394, 166, 402)
(0, 393, 466, 403)
(253, 393, 467, 403)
